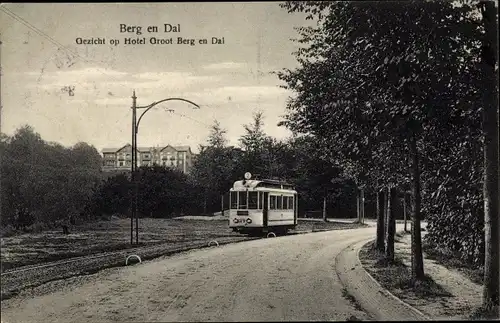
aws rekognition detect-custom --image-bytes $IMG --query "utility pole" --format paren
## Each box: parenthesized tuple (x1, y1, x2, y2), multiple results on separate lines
(132, 91, 138, 245)
(129, 92, 201, 245)
(130, 91, 136, 245)
(0, 37, 2, 134)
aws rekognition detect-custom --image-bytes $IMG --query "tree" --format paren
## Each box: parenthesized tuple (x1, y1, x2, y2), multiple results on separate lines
(385, 187, 397, 262)
(288, 135, 350, 218)
(93, 173, 132, 217)
(1, 125, 104, 230)
(191, 120, 237, 214)
(239, 111, 267, 153)
(136, 165, 194, 217)
(278, 1, 485, 282)
(71, 142, 103, 170)
(376, 189, 386, 252)
(238, 111, 274, 178)
(207, 120, 228, 149)
(410, 129, 424, 278)
(2, 126, 46, 226)
(478, 0, 499, 311)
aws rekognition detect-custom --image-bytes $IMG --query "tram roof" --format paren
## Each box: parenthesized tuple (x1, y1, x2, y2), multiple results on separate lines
(232, 179, 296, 191)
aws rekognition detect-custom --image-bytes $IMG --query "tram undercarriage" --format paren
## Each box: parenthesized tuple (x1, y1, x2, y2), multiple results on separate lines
(232, 225, 295, 236)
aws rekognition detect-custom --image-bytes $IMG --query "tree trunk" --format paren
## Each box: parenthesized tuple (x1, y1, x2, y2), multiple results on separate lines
(479, 0, 499, 309)
(356, 188, 361, 223)
(203, 193, 207, 215)
(221, 194, 225, 217)
(360, 188, 365, 224)
(385, 186, 396, 261)
(376, 190, 385, 252)
(411, 133, 425, 280)
(322, 192, 327, 222)
(403, 193, 408, 232)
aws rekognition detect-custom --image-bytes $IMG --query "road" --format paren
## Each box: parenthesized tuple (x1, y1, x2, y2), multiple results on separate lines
(1, 226, 378, 322)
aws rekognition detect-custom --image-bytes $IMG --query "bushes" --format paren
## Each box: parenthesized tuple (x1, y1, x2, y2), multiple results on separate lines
(421, 105, 484, 268)
(423, 167, 484, 267)
(22, 222, 51, 234)
(1, 126, 103, 231)
(92, 165, 204, 219)
(0, 225, 18, 238)
(0, 126, 207, 236)
(425, 209, 484, 267)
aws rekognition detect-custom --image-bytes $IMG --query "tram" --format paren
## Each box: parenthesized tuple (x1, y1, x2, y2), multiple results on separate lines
(228, 172, 298, 235)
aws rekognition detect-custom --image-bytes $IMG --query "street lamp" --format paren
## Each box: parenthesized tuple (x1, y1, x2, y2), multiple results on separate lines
(130, 90, 201, 245)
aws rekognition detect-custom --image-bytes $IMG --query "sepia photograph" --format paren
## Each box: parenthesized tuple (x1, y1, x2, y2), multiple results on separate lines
(0, 1, 499, 322)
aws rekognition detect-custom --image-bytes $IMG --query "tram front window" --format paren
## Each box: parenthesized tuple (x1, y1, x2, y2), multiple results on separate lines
(230, 191, 238, 209)
(238, 191, 247, 209)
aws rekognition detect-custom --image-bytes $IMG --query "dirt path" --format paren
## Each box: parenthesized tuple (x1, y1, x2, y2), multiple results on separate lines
(1, 228, 377, 322)
(391, 232, 483, 320)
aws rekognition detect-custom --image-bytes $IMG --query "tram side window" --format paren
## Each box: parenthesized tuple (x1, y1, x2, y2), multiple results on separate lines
(238, 191, 247, 209)
(258, 192, 263, 209)
(288, 196, 294, 209)
(276, 195, 282, 209)
(248, 192, 258, 209)
(230, 191, 238, 209)
(283, 196, 289, 210)
(270, 195, 277, 209)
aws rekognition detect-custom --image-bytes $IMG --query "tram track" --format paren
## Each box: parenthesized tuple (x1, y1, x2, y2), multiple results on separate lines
(0, 225, 351, 302)
(0, 230, 313, 277)
(0, 236, 261, 301)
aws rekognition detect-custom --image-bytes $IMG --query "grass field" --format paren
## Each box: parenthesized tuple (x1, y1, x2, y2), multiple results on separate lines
(0, 217, 364, 272)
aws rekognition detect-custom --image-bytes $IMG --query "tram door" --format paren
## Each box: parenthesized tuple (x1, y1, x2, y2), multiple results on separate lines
(294, 193, 298, 226)
(263, 192, 269, 227)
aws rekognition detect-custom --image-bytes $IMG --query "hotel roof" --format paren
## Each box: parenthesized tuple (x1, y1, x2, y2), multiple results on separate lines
(102, 144, 192, 154)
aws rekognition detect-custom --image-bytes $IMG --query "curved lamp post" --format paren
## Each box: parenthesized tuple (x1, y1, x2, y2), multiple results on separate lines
(130, 91, 200, 245)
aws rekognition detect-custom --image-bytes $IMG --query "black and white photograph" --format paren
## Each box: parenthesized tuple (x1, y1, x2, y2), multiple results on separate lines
(0, 1, 499, 322)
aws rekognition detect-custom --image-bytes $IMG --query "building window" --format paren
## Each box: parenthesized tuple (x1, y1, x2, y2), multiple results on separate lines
(119, 161, 124, 166)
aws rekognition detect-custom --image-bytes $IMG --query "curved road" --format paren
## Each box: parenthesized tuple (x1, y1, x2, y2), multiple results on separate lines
(1, 226, 377, 322)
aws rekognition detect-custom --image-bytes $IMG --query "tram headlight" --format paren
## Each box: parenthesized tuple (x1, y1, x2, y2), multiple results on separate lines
(246, 218, 252, 224)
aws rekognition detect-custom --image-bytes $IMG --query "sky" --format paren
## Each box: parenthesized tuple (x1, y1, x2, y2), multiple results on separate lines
(0, 2, 311, 153)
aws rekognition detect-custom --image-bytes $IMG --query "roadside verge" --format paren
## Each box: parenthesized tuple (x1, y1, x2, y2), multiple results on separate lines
(358, 233, 486, 320)
(335, 239, 429, 321)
